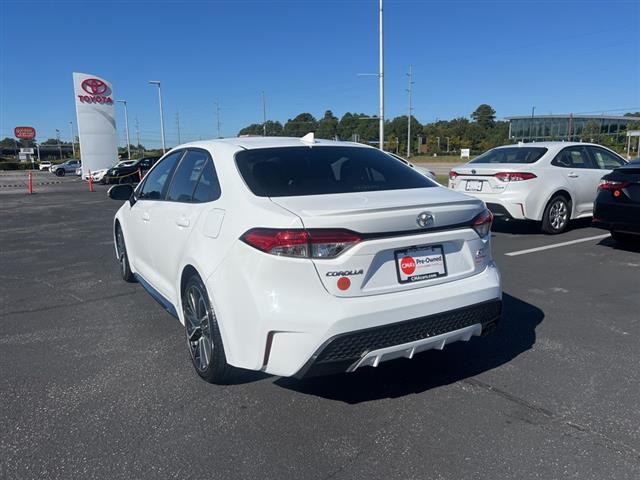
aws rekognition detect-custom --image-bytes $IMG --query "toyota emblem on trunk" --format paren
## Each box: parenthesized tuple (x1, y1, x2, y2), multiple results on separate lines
(416, 212, 434, 228)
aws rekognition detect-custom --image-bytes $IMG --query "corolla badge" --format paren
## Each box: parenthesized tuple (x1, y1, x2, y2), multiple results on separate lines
(416, 211, 434, 228)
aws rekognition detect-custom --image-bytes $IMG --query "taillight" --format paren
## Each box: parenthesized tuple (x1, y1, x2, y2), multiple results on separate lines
(598, 179, 630, 191)
(495, 172, 537, 182)
(471, 209, 493, 238)
(449, 170, 459, 181)
(241, 228, 361, 258)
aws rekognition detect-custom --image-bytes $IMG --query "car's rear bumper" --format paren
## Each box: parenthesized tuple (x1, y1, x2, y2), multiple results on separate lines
(294, 299, 501, 378)
(207, 241, 502, 377)
(456, 191, 529, 220)
(593, 199, 640, 234)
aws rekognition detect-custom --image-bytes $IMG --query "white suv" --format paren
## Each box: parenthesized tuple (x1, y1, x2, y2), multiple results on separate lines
(109, 137, 501, 383)
(449, 142, 627, 233)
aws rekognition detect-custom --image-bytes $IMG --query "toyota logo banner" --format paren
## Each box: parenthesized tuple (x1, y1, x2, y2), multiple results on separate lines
(73, 72, 118, 178)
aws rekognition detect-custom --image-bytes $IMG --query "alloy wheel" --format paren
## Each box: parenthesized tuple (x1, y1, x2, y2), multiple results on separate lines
(549, 199, 568, 231)
(184, 284, 214, 372)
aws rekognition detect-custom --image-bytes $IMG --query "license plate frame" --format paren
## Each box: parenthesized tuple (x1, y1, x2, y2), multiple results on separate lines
(465, 180, 483, 192)
(394, 244, 448, 284)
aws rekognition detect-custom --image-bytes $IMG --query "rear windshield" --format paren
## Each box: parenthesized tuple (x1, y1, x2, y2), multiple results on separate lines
(235, 146, 435, 197)
(469, 147, 548, 164)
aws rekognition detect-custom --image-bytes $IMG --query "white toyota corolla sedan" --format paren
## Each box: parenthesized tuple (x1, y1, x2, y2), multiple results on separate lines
(108, 136, 501, 383)
(449, 142, 627, 233)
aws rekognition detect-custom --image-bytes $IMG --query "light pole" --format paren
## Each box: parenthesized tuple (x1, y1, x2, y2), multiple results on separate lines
(529, 106, 535, 141)
(69, 121, 76, 158)
(117, 100, 131, 160)
(406, 64, 413, 158)
(55, 129, 62, 159)
(262, 91, 267, 136)
(148, 81, 166, 153)
(378, 0, 384, 151)
(445, 137, 450, 153)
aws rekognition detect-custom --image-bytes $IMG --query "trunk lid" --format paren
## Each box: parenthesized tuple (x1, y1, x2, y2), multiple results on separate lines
(270, 187, 490, 297)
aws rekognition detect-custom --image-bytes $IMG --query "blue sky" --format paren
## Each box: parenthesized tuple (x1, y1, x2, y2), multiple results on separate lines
(1, 0, 639, 148)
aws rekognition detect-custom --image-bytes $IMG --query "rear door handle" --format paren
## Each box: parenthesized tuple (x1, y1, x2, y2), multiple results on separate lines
(175, 216, 190, 228)
(568, 172, 579, 178)
(142, 212, 150, 222)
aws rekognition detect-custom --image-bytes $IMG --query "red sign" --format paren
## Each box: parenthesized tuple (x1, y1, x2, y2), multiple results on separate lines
(14, 126, 36, 140)
(400, 256, 416, 275)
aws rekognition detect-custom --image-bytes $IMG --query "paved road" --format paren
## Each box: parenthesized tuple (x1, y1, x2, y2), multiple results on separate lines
(1, 183, 639, 479)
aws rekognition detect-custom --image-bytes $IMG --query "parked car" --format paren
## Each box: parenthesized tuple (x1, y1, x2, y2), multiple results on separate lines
(38, 161, 52, 171)
(103, 157, 160, 184)
(448, 142, 627, 234)
(51, 159, 81, 177)
(592, 158, 640, 245)
(108, 137, 501, 383)
(386, 152, 438, 182)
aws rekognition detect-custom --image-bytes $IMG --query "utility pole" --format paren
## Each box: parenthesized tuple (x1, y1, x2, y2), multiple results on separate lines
(436, 136, 440, 152)
(135, 117, 141, 158)
(55, 129, 62, 159)
(529, 106, 535, 141)
(215, 100, 221, 138)
(117, 100, 131, 159)
(262, 91, 267, 136)
(69, 121, 76, 158)
(378, 0, 384, 150)
(406, 64, 413, 157)
(175, 111, 182, 145)
(445, 137, 450, 153)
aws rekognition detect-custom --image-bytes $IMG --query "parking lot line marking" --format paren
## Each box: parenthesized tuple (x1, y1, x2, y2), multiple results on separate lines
(504, 233, 610, 257)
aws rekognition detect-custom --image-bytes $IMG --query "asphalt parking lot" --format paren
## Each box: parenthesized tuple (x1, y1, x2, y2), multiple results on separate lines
(1, 181, 639, 480)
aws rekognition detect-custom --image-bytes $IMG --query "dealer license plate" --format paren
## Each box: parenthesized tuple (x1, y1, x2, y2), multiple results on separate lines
(395, 245, 447, 284)
(465, 180, 483, 192)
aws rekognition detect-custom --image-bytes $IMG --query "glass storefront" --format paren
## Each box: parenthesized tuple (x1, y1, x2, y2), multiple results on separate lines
(508, 116, 638, 142)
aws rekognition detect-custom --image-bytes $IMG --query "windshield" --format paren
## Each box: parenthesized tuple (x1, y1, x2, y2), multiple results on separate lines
(235, 146, 435, 197)
(469, 146, 548, 164)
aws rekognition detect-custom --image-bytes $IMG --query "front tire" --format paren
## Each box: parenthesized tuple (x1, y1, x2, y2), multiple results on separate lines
(182, 274, 233, 384)
(542, 195, 570, 234)
(115, 226, 135, 283)
(55, 169, 65, 177)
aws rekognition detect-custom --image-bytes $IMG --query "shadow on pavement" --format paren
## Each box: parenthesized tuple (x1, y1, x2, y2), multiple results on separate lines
(275, 293, 543, 403)
(491, 217, 592, 235)
(597, 236, 640, 253)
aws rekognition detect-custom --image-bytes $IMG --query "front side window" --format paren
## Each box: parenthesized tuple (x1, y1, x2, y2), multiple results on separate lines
(552, 147, 594, 169)
(469, 147, 547, 164)
(235, 146, 434, 197)
(138, 150, 184, 200)
(589, 147, 626, 169)
(166, 150, 213, 202)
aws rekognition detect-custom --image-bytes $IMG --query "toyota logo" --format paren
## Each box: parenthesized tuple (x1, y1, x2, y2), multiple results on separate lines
(81, 78, 109, 95)
(416, 212, 434, 228)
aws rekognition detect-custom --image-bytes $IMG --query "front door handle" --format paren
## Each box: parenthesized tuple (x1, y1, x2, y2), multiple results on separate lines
(142, 212, 150, 222)
(175, 216, 190, 228)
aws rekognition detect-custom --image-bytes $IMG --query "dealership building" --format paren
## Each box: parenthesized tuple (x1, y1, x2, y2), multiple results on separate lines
(506, 114, 640, 142)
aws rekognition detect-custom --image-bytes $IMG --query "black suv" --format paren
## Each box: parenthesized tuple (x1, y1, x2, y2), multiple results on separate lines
(102, 157, 161, 184)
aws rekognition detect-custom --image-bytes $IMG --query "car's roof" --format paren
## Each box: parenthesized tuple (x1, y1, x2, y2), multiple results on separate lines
(175, 136, 370, 152)
(493, 141, 600, 150)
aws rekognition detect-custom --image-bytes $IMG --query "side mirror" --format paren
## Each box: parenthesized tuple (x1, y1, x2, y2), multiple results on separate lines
(108, 184, 134, 201)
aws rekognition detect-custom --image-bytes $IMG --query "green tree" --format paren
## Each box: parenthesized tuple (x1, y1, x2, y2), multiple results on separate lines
(41, 138, 61, 145)
(0, 137, 18, 148)
(386, 115, 423, 154)
(316, 110, 339, 140)
(283, 113, 317, 137)
(471, 104, 496, 129)
(581, 120, 601, 141)
(238, 123, 264, 136)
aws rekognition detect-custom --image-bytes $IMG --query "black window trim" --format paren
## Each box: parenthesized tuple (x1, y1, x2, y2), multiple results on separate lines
(164, 147, 222, 204)
(136, 149, 187, 201)
(551, 145, 597, 169)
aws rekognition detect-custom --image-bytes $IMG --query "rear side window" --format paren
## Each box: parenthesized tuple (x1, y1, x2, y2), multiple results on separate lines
(235, 146, 434, 197)
(589, 147, 626, 169)
(552, 147, 594, 169)
(138, 150, 183, 200)
(192, 159, 221, 202)
(469, 147, 548, 164)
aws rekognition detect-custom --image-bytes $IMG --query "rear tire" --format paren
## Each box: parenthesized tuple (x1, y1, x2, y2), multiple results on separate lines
(115, 226, 135, 283)
(611, 231, 640, 245)
(55, 169, 65, 177)
(182, 274, 234, 384)
(541, 195, 570, 234)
